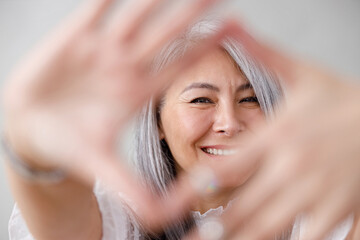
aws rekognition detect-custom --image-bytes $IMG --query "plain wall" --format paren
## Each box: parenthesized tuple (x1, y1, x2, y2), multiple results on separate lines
(0, 0, 359, 239)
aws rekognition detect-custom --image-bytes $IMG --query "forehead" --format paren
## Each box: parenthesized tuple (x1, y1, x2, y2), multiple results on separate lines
(168, 49, 247, 92)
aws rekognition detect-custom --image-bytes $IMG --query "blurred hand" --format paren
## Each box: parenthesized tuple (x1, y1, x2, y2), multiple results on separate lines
(188, 22, 360, 240)
(2, 0, 231, 231)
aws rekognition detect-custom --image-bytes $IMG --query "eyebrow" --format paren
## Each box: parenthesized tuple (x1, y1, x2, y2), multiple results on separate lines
(237, 82, 252, 91)
(181, 82, 253, 94)
(181, 83, 220, 94)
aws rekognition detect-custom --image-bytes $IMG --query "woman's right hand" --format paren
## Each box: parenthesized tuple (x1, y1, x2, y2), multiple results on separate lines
(187, 22, 360, 240)
(2, 0, 230, 230)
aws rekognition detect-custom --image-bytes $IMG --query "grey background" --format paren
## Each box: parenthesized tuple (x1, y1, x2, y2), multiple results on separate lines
(0, 0, 359, 239)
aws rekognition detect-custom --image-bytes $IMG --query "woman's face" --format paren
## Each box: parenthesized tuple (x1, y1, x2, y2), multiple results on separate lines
(159, 49, 265, 187)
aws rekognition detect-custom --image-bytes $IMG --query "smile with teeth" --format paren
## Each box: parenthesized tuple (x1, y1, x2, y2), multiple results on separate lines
(202, 148, 236, 156)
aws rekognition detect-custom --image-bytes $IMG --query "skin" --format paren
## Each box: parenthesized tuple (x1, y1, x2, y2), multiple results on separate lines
(2, 0, 232, 239)
(4, 0, 360, 238)
(187, 24, 360, 240)
(159, 49, 264, 213)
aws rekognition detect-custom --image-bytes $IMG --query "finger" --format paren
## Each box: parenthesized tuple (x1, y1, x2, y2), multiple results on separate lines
(67, 0, 115, 30)
(47, 128, 162, 227)
(66, 148, 177, 230)
(228, 22, 302, 88)
(228, 167, 325, 240)
(66, 149, 155, 208)
(149, 165, 221, 231)
(91, 23, 234, 128)
(133, 22, 235, 110)
(219, 134, 327, 238)
(218, 148, 300, 238)
(82, 0, 116, 28)
(130, 0, 221, 62)
(207, 105, 298, 188)
(301, 185, 354, 240)
(107, 0, 164, 41)
(67, 141, 215, 232)
(185, 145, 311, 240)
(181, 125, 291, 240)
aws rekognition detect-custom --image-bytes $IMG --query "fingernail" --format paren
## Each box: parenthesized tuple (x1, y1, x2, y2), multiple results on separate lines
(188, 165, 218, 195)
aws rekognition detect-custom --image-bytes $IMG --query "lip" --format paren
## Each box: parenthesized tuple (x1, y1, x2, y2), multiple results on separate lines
(200, 145, 236, 150)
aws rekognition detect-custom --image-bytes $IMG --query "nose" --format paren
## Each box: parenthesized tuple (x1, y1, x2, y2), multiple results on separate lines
(212, 103, 244, 137)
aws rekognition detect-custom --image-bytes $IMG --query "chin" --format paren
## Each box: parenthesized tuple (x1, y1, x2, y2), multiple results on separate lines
(216, 171, 252, 189)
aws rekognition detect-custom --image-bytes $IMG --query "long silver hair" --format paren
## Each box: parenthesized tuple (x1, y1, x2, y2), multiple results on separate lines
(130, 18, 287, 239)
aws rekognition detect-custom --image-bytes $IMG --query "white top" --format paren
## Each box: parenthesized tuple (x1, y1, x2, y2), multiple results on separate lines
(8, 181, 353, 240)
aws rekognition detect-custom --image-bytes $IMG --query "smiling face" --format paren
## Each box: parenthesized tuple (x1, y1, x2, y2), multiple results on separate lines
(158, 49, 265, 187)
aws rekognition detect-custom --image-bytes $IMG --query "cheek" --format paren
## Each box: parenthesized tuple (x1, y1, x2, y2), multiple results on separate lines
(241, 108, 265, 129)
(177, 108, 213, 139)
(163, 107, 213, 143)
(161, 107, 214, 169)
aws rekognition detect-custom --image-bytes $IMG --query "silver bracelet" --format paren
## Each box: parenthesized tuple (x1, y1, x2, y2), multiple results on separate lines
(1, 134, 66, 184)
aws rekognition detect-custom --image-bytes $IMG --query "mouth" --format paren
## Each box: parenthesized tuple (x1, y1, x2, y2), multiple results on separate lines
(201, 147, 236, 156)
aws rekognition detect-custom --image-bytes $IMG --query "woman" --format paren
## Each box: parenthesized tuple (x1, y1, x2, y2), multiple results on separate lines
(6, 14, 285, 238)
(131, 18, 283, 239)
(3, 1, 358, 240)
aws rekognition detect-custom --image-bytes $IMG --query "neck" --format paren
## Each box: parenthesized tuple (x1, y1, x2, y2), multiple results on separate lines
(192, 187, 236, 214)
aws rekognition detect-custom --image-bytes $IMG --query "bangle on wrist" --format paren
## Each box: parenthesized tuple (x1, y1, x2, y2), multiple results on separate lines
(1, 134, 66, 184)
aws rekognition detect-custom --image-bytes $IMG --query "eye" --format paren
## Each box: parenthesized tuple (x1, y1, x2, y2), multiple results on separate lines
(190, 97, 213, 104)
(239, 96, 259, 104)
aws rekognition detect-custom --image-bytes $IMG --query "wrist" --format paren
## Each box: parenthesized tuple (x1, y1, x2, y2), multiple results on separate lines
(5, 126, 48, 167)
(1, 132, 66, 184)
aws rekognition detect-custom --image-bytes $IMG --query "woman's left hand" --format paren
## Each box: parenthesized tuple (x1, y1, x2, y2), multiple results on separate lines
(187, 22, 360, 240)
